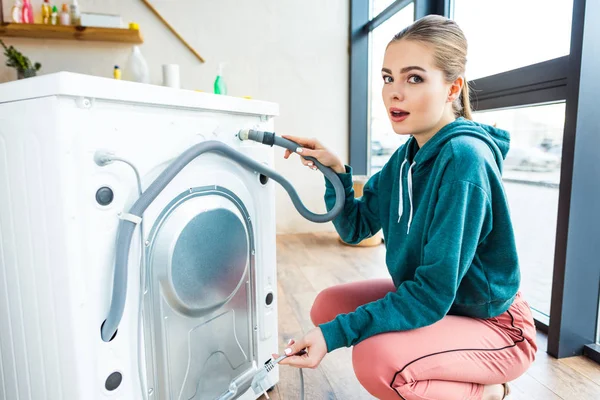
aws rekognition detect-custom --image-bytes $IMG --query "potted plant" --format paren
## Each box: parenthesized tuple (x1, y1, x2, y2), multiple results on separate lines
(0, 39, 41, 79)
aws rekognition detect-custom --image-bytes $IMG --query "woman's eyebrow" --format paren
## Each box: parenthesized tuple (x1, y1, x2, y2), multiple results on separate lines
(381, 66, 427, 74)
(401, 66, 427, 73)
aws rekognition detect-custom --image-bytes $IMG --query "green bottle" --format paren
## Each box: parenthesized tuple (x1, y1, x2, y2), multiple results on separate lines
(213, 63, 227, 95)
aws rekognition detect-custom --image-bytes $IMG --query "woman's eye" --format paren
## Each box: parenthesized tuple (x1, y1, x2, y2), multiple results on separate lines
(408, 75, 423, 84)
(382, 75, 393, 84)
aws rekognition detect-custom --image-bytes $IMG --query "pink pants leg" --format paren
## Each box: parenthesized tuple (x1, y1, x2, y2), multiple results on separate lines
(310, 279, 537, 400)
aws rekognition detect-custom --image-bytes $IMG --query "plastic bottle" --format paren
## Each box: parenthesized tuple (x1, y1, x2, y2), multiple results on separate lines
(70, 0, 80, 26)
(11, 0, 22, 23)
(123, 46, 150, 84)
(21, 0, 33, 24)
(213, 63, 227, 95)
(114, 66, 122, 80)
(41, 0, 51, 24)
(50, 5, 58, 25)
(59, 3, 70, 25)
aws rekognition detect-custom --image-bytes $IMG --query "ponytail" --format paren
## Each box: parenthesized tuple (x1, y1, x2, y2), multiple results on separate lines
(460, 79, 472, 120)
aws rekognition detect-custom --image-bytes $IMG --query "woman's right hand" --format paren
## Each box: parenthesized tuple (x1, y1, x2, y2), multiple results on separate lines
(282, 135, 346, 174)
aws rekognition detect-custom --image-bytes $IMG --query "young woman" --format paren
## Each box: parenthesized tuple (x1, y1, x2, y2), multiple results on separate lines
(275, 15, 537, 400)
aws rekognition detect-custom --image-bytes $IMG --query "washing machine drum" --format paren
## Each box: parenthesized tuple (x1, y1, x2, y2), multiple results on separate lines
(145, 189, 256, 400)
(171, 208, 247, 312)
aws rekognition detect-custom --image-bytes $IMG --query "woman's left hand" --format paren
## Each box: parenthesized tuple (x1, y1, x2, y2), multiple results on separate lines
(274, 327, 328, 369)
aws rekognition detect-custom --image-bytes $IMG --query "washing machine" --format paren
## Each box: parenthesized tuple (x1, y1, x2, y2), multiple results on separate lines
(0, 72, 281, 400)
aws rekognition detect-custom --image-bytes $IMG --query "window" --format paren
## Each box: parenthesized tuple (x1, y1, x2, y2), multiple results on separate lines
(453, 0, 573, 80)
(473, 103, 564, 186)
(369, 2, 414, 175)
(472, 102, 566, 321)
(597, 296, 600, 344)
(371, 0, 397, 18)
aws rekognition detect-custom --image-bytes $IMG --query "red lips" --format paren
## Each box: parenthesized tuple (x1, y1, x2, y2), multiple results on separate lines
(389, 107, 410, 123)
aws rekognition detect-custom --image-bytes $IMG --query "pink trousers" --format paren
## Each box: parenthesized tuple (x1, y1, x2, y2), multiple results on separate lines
(310, 279, 537, 400)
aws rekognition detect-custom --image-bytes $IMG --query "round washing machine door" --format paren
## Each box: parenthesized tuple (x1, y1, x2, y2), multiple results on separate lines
(149, 192, 252, 317)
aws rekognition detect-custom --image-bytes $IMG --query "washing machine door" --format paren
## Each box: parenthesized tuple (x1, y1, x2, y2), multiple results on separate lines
(144, 187, 257, 400)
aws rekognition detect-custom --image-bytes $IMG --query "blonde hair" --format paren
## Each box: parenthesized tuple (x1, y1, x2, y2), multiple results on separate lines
(390, 15, 472, 120)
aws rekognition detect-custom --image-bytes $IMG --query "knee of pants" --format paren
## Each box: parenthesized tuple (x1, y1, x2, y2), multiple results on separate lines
(310, 287, 338, 326)
(352, 338, 403, 400)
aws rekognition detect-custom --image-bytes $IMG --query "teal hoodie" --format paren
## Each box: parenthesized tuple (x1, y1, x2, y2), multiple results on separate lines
(320, 117, 520, 352)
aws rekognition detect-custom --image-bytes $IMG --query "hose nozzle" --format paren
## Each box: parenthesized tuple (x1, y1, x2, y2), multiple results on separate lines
(237, 129, 274, 146)
(238, 128, 252, 141)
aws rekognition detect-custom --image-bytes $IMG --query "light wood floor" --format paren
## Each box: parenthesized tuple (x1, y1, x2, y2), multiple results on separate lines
(260, 232, 600, 400)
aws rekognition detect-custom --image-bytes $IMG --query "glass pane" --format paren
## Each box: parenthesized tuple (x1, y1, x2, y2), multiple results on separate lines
(371, 0, 397, 18)
(453, 0, 573, 80)
(472, 102, 566, 319)
(597, 295, 600, 343)
(369, 2, 414, 176)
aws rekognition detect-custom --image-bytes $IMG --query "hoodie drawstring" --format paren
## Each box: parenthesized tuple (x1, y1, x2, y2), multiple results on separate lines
(397, 159, 407, 223)
(397, 158, 416, 234)
(406, 161, 415, 234)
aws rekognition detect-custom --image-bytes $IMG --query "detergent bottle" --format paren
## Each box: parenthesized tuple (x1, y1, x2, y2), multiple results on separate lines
(123, 46, 150, 84)
(213, 62, 227, 95)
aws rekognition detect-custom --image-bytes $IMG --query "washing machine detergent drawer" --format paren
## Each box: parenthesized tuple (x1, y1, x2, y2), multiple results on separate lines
(144, 187, 258, 399)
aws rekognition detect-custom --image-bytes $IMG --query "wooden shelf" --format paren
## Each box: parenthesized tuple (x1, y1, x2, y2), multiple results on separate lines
(0, 23, 143, 44)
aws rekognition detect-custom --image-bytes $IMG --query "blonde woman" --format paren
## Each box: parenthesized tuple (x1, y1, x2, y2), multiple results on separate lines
(277, 15, 537, 400)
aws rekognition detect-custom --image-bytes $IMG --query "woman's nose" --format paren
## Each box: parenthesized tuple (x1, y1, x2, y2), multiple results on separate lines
(389, 86, 404, 101)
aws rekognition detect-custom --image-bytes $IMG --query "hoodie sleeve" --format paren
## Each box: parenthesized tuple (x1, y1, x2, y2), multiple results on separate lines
(319, 180, 493, 352)
(324, 165, 381, 245)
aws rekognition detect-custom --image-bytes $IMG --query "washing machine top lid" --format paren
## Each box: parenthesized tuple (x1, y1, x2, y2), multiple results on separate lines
(0, 71, 279, 117)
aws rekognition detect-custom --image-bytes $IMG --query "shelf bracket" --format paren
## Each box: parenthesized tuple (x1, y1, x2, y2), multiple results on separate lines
(141, 0, 205, 63)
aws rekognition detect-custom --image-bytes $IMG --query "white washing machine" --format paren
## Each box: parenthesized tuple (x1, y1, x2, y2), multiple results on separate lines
(0, 72, 282, 400)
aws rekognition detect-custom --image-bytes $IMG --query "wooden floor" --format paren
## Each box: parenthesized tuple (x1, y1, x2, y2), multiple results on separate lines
(259, 232, 600, 400)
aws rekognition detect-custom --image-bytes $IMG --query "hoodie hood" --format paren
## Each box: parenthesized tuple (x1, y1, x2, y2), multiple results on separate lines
(397, 117, 510, 233)
(405, 117, 511, 171)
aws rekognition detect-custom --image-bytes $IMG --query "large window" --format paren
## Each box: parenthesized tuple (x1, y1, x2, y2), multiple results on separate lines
(369, 2, 414, 175)
(472, 102, 566, 322)
(453, 0, 574, 80)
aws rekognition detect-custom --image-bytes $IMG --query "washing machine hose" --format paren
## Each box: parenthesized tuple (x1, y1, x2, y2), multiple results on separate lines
(101, 131, 346, 345)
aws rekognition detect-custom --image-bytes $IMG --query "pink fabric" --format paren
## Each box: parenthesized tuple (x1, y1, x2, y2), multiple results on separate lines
(310, 279, 537, 400)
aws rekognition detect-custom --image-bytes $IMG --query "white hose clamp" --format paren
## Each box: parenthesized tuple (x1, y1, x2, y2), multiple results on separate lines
(118, 212, 142, 225)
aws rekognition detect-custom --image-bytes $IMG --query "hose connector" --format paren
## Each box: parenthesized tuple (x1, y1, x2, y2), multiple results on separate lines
(238, 129, 275, 146)
(237, 128, 253, 141)
(94, 150, 115, 166)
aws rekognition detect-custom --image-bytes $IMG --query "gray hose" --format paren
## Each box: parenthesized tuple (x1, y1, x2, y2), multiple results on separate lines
(101, 137, 345, 342)
(109, 157, 149, 400)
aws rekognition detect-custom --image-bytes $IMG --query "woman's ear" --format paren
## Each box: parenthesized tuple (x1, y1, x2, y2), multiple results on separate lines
(448, 76, 464, 102)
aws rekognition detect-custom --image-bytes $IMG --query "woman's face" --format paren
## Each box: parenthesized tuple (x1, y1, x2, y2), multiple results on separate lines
(382, 39, 459, 139)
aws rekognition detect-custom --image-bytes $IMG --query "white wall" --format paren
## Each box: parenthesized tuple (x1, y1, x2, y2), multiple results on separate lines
(0, 0, 349, 234)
